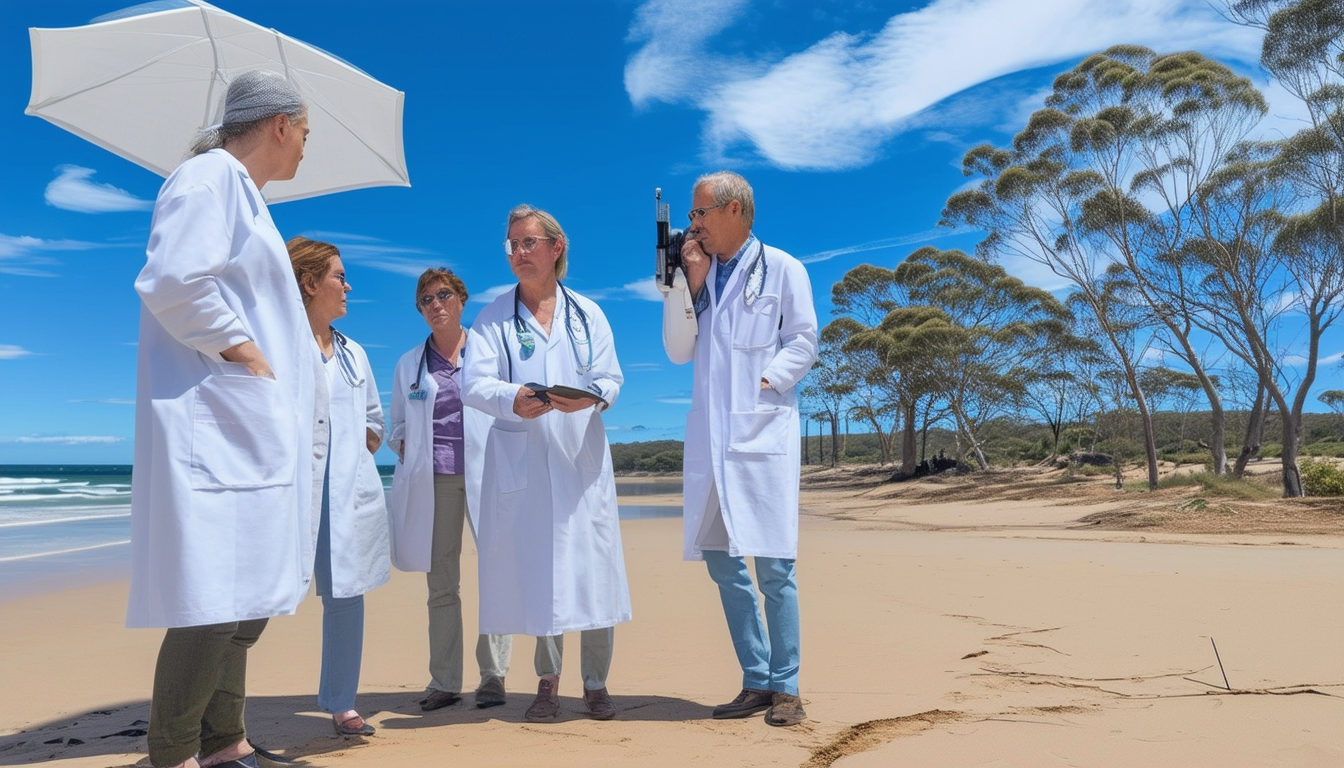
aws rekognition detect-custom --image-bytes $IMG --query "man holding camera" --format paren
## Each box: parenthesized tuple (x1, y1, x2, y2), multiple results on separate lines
(661, 171, 818, 727)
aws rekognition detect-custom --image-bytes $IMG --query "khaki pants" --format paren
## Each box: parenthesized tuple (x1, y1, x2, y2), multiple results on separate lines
(428, 473, 511, 693)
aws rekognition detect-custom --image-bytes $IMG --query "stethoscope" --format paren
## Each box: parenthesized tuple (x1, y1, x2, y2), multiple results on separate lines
(730, 236, 768, 308)
(503, 282, 592, 382)
(327, 328, 361, 388)
(407, 336, 436, 401)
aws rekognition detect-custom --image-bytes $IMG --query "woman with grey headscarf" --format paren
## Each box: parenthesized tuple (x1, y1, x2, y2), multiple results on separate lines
(129, 69, 319, 768)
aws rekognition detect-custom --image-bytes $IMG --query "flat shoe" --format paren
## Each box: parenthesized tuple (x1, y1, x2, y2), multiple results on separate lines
(333, 711, 375, 736)
(207, 755, 260, 768)
(524, 678, 560, 721)
(711, 687, 773, 719)
(419, 689, 462, 711)
(475, 679, 507, 709)
(764, 692, 807, 727)
(583, 687, 617, 720)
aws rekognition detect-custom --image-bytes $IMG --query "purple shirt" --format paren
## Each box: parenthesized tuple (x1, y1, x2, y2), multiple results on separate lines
(428, 342, 464, 475)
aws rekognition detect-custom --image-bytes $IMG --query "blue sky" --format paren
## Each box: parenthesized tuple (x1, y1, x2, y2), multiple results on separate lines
(0, 0, 1335, 464)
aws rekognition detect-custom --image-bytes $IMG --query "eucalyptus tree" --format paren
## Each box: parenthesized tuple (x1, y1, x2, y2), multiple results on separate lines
(832, 306, 957, 476)
(890, 246, 1074, 470)
(1191, 0, 1344, 494)
(1322, 389, 1344, 439)
(1016, 330, 1105, 458)
(801, 331, 855, 468)
(942, 103, 1158, 486)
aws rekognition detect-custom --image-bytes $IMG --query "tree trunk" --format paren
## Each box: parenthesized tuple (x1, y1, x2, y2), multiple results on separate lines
(901, 401, 917, 475)
(1123, 367, 1161, 490)
(829, 413, 840, 469)
(1233, 384, 1266, 478)
(955, 407, 989, 471)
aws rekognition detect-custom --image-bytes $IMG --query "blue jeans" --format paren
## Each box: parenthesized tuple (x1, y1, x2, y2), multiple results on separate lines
(316, 463, 364, 714)
(702, 551, 800, 696)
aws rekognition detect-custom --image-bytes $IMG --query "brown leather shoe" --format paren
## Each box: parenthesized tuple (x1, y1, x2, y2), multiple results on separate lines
(764, 692, 806, 726)
(475, 677, 506, 709)
(711, 687, 773, 719)
(418, 689, 462, 711)
(524, 677, 560, 721)
(583, 686, 617, 720)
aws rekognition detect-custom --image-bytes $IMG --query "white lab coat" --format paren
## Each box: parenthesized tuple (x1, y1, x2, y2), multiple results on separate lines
(663, 240, 818, 561)
(386, 338, 490, 572)
(323, 332, 390, 597)
(462, 285, 631, 636)
(128, 149, 322, 629)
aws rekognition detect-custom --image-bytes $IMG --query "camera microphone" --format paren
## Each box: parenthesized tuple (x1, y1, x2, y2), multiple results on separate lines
(656, 187, 686, 289)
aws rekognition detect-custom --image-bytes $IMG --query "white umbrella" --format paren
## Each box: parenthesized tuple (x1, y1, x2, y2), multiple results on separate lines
(25, 0, 409, 203)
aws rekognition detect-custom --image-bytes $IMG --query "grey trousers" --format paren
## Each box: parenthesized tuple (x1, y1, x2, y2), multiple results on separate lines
(429, 473, 512, 693)
(534, 627, 615, 690)
(147, 618, 268, 767)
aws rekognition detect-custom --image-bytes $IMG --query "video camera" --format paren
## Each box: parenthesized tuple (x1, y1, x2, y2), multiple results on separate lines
(655, 188, 686, 289)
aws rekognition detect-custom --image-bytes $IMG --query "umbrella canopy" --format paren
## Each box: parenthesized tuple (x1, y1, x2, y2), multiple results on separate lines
(25, 0, 409, 203)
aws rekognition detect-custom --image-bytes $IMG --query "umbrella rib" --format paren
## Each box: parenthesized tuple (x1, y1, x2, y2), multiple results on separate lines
(196, 3, 226, 128)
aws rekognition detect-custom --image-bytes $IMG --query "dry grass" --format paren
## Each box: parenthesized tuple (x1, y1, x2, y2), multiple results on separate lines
(800, 460, 1344, 536)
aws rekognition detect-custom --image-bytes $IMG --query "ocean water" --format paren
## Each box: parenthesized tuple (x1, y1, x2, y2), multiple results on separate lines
(0, 466, 680, 591)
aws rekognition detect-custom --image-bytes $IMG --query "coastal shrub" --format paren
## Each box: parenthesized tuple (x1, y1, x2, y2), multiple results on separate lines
(1157, 471, 1276, 500)
(1303, 440, 1344, 458)
(1299, 459, 1344, 497)
(1259, 442, 1283, 458)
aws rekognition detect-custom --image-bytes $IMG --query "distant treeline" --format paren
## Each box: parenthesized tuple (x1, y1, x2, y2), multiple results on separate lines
(607, 410, 1344, 473)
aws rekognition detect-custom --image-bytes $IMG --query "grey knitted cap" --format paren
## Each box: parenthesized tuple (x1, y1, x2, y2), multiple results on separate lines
(221, 70, 305, 126)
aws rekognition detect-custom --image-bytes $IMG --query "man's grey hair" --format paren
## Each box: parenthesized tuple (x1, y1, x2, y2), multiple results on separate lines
(188, 70, 308, 157)
(695, 171, 754, 229)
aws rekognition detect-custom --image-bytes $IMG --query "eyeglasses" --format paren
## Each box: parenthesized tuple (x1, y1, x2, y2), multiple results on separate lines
(687, 202, 728, 222)
(331, 271, 347, 286)
(418, 288, 457, 308)
(504, 236, 555, 256)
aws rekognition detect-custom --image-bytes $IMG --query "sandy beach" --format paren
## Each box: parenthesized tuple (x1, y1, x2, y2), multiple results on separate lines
(2, 468, 1342, 767)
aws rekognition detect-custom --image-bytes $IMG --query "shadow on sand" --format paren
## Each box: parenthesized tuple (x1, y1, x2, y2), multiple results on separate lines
(0, 691, 716, 766)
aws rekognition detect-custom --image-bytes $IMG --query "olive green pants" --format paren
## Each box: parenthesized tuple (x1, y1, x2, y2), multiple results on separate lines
(147, 619, 268, 767)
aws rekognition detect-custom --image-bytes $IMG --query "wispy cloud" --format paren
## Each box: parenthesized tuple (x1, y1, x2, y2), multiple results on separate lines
(0, 344, 34, 360)
(0, 233, 104, 277)
(799, 228, 956, 265)
(626, 0, 1263, 170)
(474, 284, 515, 305)
(625, 362, 663, 372)
(1284, 350, 1344, 367)
(296, 230, 448, 278)
(45, 165, 152, 213)
(654, 394, 692, 405)
(0, 435, 125, 445)
(68, 398, 135, 405)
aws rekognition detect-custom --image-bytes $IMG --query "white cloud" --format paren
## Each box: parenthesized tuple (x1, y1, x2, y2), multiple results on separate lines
(68, 398, 135, 405)
(627, 0, 1264, 170)
(44, 165, 152, 213)
(625, 362, 664, 372)
(655, 394, 693, 404)
(799, 228, 956, 265)
(1284, 350, 1344, 367)
(474, 284, 515, 305)
(0, 233, 103, 277)
(0, 435, 124, 445)
(295, 231, 449, 278)
(0, 344, 34, 360)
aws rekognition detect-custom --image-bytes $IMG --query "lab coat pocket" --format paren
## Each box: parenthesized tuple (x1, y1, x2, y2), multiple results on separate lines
(731, 294, 780, 350)
(488, 427, 529, 494)
(190, 373, 297, 490)
(727, 406, 789, 455)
